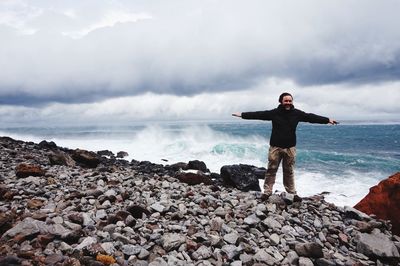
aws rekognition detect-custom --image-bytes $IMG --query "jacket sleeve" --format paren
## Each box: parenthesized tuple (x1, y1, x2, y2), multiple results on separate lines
(299, 111, 330, 124)
(241, 110, 274, 120)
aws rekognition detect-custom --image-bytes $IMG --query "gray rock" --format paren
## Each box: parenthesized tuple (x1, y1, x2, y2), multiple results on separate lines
(356, 232, 400, 258)
(299, 257, 314, 266)
(122, 244, 142, 255)
(253, 249, 276, 265)
(2, 217, 46, 239)
(192, 245, 212, 260)
(151, 202, 165, 213)
(224, 232, 240, 245)
(221, 245, 240, 260)
(270, 233, 280, 246)
(75, 236, 97, 250)
(262, 217, 282, 230)
(162, 233, 186, 251)
(344, 206, 371, 221)
(281, 250, 299, 265)
(244, 213, 260, 225)
(295, 242, 324, 258)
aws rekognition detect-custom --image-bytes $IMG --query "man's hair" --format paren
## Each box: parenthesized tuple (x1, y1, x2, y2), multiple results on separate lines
(278, 92, 293, 103)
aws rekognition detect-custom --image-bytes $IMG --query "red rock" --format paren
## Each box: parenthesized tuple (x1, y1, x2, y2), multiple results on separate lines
(15, 163, 45, 178)
(176, 171, 212, 185)
(354, 172, 400, 236)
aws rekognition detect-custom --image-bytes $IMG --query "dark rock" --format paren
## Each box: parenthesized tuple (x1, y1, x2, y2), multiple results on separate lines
(68, 213, 84, 225)
(126, 205, 151, 219)
(38, 140, 58, 150)
(175, 171, 212, 185)
(15, 163, 46, 178)
(294, 242, 324, 258)
(45, 254, 65, 265)
(187, 160, 208, 172)
(165, 162, 188, 172)
(220, 164, 261, 191)
(71, 149, 100, 168)
(0, 255, 22, 266)
(116, 151, 129, 158)
(354, 172, 400, 236)
(49, 151, 76, 167)
(97, 150, 115, 157)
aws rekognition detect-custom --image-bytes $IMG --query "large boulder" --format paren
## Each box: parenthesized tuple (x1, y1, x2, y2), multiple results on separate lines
(354, 172, 400, 236)
(220, 164, 262, 192)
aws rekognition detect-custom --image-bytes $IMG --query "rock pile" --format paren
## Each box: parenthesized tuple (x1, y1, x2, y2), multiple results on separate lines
(0, 136, 399, 265)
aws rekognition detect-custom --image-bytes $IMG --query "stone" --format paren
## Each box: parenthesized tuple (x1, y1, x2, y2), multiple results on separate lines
(71, 149, 100, 168)
(253, 249, 276, 264)
(299, 257, 314, 266)
(224, 232, 240, 245)
(175, 170, 212, 185)
(220, 164, 261, 191)
(192, 245, 212, 260)
(354, 172, 400, 236)
(295, 242, 324, 258)
(356, 232, 400, 258)
(244, 214, 260, 226)
(15, 163, 45, 178)
(162, 233, 186, 251)
(75, 236, 97, 250)
(48, 151, 76, 166)
(2, 217, 46, 239)
(117, 151, 129, 158)
(187, 160, 208, 172)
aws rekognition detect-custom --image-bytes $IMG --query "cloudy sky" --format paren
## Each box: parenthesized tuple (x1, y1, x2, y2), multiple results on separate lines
(1, 0, 399, 125)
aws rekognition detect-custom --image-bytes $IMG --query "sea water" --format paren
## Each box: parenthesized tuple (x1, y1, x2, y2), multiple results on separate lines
(1, 121, 399, 207)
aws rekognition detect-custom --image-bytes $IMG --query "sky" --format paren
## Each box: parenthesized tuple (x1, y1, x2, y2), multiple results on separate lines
(1, 0, 400, 126)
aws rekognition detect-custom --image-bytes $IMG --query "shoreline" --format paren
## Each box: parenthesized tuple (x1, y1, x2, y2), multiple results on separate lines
(1, 136, 399, 265)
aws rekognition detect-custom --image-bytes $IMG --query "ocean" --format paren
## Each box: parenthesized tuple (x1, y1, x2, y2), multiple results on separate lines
(1, 121, 399, 207)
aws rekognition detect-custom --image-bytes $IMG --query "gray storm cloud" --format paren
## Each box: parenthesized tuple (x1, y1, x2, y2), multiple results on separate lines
(0, 0, 400, 106)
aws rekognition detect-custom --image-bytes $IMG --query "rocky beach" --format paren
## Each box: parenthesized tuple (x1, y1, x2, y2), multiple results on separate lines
(0, 136, 399, 266)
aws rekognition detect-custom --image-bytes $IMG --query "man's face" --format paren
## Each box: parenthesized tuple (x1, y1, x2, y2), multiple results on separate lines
(282, 95, 293, 110)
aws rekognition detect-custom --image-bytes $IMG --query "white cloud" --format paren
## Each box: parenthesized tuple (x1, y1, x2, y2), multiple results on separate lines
(1, 78, 399, 126)
(0, 0, 399, 124)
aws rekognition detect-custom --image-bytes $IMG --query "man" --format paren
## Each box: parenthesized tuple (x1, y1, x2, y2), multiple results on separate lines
(232, 92, 338, 197)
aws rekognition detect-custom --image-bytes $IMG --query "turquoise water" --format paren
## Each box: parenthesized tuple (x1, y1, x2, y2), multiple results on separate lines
(1, 121, 399, 206)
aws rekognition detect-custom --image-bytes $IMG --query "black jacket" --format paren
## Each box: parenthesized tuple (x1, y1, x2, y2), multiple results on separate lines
(241, 105, 329, 148)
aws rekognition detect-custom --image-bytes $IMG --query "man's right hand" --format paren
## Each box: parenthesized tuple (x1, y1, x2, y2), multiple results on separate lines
(232, 112, 242, 117)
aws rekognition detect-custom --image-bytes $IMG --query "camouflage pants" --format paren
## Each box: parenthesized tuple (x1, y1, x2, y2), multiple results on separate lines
(264, 146, 296, 195)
